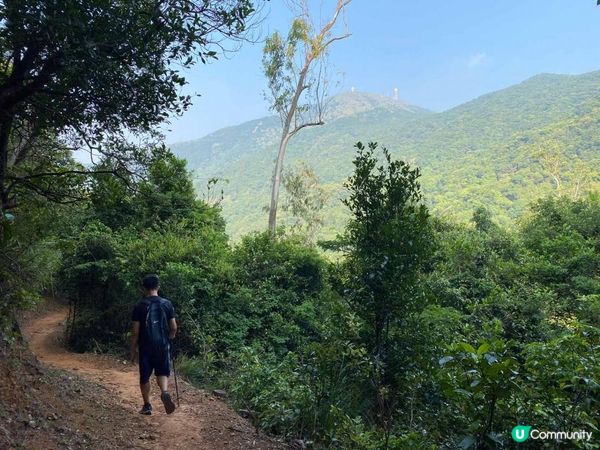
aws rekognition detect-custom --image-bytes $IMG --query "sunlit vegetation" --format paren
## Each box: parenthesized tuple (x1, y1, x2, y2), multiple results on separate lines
(0, 3, 598, 449)
(172, 72, 600, 241)
(7, 142, 593, 448)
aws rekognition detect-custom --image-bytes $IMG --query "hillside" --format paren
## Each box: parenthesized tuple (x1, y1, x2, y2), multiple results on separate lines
(170, 71, 600, 239)
(172, 91, 429, 183)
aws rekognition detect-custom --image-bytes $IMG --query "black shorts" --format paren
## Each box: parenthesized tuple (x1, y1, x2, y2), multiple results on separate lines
(138, 347, 171, 384)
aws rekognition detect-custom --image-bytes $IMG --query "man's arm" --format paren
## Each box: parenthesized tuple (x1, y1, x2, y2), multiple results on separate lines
(168, 318, 177, 340)
(130, 321, 140, 362)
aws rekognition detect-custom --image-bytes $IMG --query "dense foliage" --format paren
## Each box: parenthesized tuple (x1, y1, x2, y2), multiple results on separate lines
(0, 195, 64, 340)
(10, 141, 591, 449)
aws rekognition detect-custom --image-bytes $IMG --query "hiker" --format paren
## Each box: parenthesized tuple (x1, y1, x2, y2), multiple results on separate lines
(130, 274, 177, 415)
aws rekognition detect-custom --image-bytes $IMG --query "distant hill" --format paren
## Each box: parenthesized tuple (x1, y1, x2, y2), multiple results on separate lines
(171, 72, 600, 240)
(172, 91, 429, 184)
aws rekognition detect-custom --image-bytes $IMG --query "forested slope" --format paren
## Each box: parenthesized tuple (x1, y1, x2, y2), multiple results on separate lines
(171, 70, 600, 238)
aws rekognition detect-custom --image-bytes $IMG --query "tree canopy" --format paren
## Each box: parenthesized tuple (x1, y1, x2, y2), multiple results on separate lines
(0, 0, 257, 209)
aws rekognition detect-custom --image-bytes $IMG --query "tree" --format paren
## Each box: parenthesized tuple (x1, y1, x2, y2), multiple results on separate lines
(336, 142, 431, 426)
(281, 161, 330, 244)
(0, 0, 258, 210)
(535, 140, 564, 193)
(263, 0, 350, 234)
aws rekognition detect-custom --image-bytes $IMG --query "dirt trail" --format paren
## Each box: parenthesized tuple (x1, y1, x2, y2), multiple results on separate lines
(23, 304, 282, 450)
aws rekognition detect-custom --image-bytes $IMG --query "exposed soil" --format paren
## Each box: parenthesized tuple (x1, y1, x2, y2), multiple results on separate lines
(0, 300, 283, 449)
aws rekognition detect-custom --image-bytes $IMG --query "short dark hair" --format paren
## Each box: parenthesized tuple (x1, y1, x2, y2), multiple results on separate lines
(142, 274, 160, 291)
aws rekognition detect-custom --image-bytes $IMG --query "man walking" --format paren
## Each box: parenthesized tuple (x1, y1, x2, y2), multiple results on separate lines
(130, 274, 177, 415)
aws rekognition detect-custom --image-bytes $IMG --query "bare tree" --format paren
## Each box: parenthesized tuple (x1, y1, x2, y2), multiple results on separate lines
(536, 141, 563, 193)
(263, 0, 350, 234)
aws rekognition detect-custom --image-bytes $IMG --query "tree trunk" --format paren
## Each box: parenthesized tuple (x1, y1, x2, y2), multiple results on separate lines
(0, 116, 13, 211)
(268, 62, 309, 235)
(268, 133, 291, 233)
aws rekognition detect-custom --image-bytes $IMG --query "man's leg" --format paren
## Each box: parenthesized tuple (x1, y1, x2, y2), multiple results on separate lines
(156, 375, 168, 394)
(155, 349, 175, 414)
(138, 352, 153, 414)
(140, 381, 151, 403)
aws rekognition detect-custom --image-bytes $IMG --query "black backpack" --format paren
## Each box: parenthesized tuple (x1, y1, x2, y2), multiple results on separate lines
(143, 297, 170, 355)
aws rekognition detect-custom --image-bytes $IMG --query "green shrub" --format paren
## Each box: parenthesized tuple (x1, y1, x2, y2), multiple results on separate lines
(230, 348, 315, 438)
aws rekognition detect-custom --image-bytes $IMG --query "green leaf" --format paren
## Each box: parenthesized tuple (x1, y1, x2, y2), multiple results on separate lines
(477, 343, 490, 355)
(484, 353, 498, 365)
(457, 342, 477, 354)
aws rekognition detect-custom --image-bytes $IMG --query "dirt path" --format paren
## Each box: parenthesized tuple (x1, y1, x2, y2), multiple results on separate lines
(22, 305, 282, 450)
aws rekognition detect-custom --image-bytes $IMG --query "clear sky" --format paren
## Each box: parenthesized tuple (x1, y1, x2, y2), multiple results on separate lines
(163, 0, 600, 144)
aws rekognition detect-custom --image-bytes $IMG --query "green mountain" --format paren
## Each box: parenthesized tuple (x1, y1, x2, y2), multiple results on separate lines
(171, 71, 600, 239)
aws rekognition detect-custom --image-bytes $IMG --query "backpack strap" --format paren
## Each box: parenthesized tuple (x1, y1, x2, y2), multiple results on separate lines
(140, 296, 162, 307)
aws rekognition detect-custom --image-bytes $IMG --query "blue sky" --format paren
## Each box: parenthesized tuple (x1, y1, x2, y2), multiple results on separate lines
(164, 0, 600, 143)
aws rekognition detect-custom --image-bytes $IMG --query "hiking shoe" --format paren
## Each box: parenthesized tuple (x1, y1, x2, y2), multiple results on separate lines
(139, 403, 152, 415)
(160, 391, 176, 414)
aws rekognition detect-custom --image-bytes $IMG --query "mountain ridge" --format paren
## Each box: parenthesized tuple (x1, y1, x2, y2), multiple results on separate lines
(171, 70, 600, 147)
(171, 90, 427, 149)
(170, 70, 600, 239)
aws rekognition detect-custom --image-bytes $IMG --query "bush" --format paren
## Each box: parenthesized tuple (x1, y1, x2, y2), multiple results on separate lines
(230, 348, 315, 438)
(61, 218, 230, 354)
(0, 216, 61, 341)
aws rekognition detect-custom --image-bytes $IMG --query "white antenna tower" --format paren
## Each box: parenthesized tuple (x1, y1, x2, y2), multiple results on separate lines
(393, 87, 399, 101)
(351, 86, 355, 93)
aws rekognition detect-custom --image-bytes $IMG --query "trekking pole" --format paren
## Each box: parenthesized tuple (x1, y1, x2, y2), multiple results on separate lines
(171, 341, 180, 406)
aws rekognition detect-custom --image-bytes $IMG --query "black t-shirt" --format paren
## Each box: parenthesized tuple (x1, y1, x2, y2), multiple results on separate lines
(131, 296, 176, 350)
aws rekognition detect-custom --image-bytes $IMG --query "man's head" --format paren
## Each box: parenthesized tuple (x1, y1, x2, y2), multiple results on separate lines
(142, 274, 160, 294)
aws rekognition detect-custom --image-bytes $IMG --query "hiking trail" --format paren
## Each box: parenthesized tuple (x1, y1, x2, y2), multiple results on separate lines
(22, 302, 282, 450)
